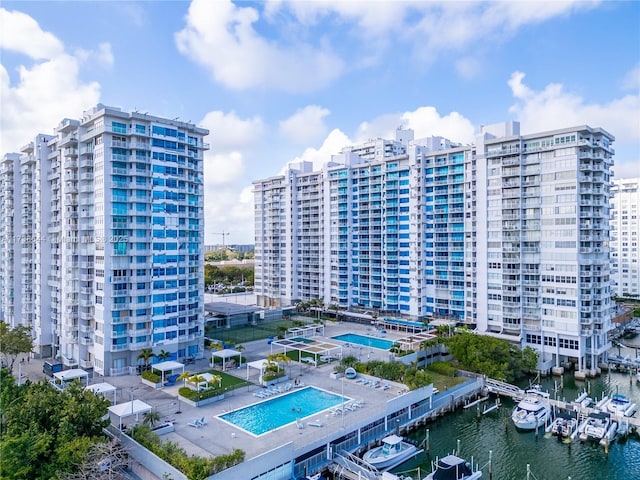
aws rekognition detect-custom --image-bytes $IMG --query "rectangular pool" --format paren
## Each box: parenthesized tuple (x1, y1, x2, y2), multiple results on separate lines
(331, 333, 394, 350)
(218, 386, 347, 436)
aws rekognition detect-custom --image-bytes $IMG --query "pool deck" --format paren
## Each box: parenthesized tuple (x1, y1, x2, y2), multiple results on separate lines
(99, 321, 410, 462)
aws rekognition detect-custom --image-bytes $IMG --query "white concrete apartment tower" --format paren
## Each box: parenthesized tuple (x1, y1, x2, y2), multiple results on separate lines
(254, 121, 616, 377)
(476, 122, 615, 375)
(610, 178, 640, 298)
(0, 105, 209, 375)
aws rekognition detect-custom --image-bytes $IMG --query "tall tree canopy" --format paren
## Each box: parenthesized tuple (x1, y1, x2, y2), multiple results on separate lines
(445, 331, 538, 382)
(0, 321, 34, 373)
(0, 374, 110, 480)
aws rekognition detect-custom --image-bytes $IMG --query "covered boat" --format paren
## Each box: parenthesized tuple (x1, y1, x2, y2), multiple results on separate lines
(423, 454, 483, 480)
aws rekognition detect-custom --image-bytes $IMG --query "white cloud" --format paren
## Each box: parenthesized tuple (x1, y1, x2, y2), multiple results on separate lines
(199, 110, 264, 153)
(0, 9, 103, 155)
(286, 128, 352, 171)
(265, 1, 598, 71)
(74, 42, 114, 68)
(0, 8, 64, 59)
(508, 71, 640, 141)
(622, 64, 640, 91)
(199, 109, 265, 244)
(279, 105, 330, 145)
(175, 0, 344, 93)
(354, 107, 475, 145)
(507, 71, 640, 179)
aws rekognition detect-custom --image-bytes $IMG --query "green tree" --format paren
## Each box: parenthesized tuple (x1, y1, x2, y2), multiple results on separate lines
(445, 331, 535, 382)
(0, 380, 110, 479)
(0, 321, 34, 373)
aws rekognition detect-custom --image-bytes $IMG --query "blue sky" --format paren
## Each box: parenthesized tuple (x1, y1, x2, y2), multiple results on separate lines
(1, 0, 639, 244)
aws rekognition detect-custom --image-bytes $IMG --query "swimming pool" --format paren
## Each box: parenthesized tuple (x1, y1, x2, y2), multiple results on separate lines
(331, 333, 394, 350)
(218, 386, 347, 436)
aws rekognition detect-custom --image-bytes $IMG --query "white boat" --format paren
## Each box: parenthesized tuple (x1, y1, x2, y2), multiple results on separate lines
(550, 413, 578, 439)
(607, 393, 636, 416)
(362, 434, 420, 471)
(511, 389, 551, 430)
(580, 412, 613, 442)
(423, 454, 483, 480)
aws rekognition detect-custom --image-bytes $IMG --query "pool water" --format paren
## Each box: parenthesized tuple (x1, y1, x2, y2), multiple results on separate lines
(218, 386, 347, 436)
(332, 333, 394, 350)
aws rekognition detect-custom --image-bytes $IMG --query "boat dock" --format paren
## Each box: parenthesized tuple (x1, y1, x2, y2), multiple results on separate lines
(481, 378, 640, 430)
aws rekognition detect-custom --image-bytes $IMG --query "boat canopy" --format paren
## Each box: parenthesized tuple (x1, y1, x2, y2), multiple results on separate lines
(381, 434, 403, 445)
(432, 455, 473, 480)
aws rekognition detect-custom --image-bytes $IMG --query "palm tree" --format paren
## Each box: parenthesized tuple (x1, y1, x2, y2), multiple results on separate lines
(143, 411, 161, 429)
(156, 349, 171, 362)
(136, 348, 155, 372)
(207, 373, 222, 391)
(268, 353, 291, 377)
(176, 370, 192, 387)
(187, 374, 207, 392)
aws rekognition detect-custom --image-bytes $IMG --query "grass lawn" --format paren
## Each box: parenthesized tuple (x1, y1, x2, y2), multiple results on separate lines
(204, 370, 251, 390)
(427, 370, 467, 391)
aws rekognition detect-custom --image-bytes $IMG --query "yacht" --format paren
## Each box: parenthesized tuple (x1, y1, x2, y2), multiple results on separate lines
(511, 389, 551, 430)
(362, 434, 420, 470)
(423, 454, 483, 480)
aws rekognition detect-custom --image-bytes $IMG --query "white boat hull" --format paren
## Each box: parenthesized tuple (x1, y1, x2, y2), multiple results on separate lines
(362, 442, 418, 470)
(511, 389, 551, 431)
(512, 408, 550, 430)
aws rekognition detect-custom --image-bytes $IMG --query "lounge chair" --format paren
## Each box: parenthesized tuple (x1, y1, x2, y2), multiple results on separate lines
(188, 418, 202, 428)
(296, 418, 305, 429)
(307, 419, 323, 427)
(284, 383, 292, 391)
(198, 417, 207, 426)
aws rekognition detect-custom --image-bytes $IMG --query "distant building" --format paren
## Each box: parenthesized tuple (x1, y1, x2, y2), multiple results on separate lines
(0, 104, 209, 375)
(610, 177, 640, 298)
(204, 244, 254, 253)
(254, 122, 616, 376)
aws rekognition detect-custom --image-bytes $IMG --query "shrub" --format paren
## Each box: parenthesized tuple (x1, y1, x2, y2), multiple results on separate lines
(428, 361, 457, 377)
(132, 425, 244, 479)
(178, 386, 224, 401)
(142, 370, 161, 383)
(263, 370, 285, 382)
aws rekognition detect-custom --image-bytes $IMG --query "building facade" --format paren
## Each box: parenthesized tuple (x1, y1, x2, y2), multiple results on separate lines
(610, 177, 640, 298)
(254, 122, 616, 374)
(0, 104, 209, 376)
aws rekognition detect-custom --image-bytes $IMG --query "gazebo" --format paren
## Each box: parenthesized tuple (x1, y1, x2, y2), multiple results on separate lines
(151, 360, 185, 384)
(85, 382, 117, 403)
(52, 368, 90, 390)
(108, 400, 152, 431)
(245, 359, 269, 381)
(211, 348, 243, 371)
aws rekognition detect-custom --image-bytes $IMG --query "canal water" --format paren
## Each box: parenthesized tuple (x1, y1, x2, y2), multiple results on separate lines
(390, 339, 640, 480)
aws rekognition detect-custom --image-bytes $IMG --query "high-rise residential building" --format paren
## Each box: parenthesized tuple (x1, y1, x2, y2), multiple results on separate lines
(610, 177, 640, 298)
(0, 104, 209, 376)
(254, 121, 615, 375)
